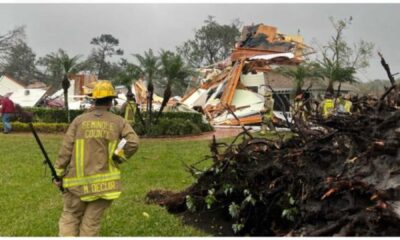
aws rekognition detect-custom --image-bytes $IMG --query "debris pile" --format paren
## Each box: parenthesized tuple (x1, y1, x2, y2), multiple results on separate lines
(181, 24, 314, 126)
(147, 94, 400, 236)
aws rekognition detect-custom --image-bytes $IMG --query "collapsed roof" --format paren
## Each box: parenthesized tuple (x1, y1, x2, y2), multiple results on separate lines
(181, 23, 313, 126)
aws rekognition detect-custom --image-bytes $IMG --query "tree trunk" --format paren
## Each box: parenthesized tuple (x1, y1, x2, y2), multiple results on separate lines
(146, 80, 154, 129)
(156, 82, 172, 123)
(326, 80, 334, 95)
(98, 52, 106, 79)
(62, 74, 70, 123)
(295, 82, 302, 96)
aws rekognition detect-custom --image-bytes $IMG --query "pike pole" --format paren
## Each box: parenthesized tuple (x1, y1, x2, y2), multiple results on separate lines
(29, 123, 64, 192)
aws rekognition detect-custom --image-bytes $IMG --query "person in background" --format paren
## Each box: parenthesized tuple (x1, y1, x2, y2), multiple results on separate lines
(319, 92, 335, 118)
(1, 95, 16, 134)
(260, 92, 275, 135)
(342, 93, 353, 114)
(120, 91, 137, 126)
(335, 94, 346, 114)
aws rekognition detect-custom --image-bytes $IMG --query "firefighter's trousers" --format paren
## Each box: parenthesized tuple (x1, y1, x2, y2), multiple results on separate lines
(59, 191, 112, 236)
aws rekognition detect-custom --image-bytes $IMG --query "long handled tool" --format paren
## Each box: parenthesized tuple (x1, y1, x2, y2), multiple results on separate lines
(28, 122, 64, 192)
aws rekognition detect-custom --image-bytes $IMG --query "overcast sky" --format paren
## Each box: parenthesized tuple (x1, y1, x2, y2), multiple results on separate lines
(0, 3, 399, 81)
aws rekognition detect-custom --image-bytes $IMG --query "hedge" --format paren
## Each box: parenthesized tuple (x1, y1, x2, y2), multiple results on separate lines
(134, 111, 213, 136)
(1, 108, 213, 136)
(0, 122, 69, 133)
(134, 118, 206, 136)
(24, 108, 84, 123)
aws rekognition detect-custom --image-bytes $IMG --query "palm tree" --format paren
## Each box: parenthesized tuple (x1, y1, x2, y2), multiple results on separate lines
(160, 51, 193, 89)
(133, 48, 160, 85)
(132, 49, 161, 124)
(60, 53, 81, 122)
(275, 63, 322, 96)
(156, 50, 193, 121)
(317, 58, 357, 95)
(38, 49, 80, 122)
(115, 59, 142, 89)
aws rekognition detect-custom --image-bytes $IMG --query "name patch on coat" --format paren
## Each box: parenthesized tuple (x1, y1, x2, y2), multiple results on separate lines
(83, 181, 116, 194)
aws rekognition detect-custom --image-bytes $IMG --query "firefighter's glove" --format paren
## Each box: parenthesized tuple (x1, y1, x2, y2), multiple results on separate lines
(53, 178, 62, 188)
(112, 154, 124, 164)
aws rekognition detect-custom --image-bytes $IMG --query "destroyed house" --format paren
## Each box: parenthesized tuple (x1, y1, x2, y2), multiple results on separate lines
(70, 73, 97, 96)
(181, 23, 314, 126)
(181, 23, 360, 126)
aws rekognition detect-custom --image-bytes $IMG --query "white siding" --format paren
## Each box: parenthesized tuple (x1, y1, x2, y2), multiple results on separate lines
(9, 89, 46, 107)
(0, 75, 25, 96)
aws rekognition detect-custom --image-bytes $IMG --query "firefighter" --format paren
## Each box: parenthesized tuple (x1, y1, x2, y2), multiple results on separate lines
(120, 91, 137, 126)
(260, 92, 275, 134)
(319, 92, 335, 118)
(342, 93, 353, 114)
(54, 80, 139, 236)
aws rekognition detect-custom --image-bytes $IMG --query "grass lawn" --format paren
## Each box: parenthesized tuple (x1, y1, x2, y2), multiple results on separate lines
(0, 130, 283, 236)
(0, 132, 216, 236)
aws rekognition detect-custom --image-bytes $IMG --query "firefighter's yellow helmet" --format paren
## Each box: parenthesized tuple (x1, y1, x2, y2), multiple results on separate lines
(91, 80, 117, 99)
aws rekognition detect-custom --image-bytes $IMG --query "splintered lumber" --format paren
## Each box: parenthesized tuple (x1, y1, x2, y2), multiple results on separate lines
(231, 47, 285, 61)
(180, 88, 198, 103)
(216, 114, 262, 126)
(200, 70, 230, 89)
(220, 59, 244, 106)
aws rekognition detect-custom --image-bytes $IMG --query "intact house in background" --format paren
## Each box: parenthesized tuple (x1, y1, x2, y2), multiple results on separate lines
(0, 74, 25, 96)
(0, 74, 48, 107)
(0, 72, 101, 109)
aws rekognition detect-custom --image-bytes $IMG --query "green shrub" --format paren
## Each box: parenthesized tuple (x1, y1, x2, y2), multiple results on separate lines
(134, 112, 213, 137)
(0, 122, 69, 133)
(5, 107, 213, 136)
(135, 119, 201, 136)
(25, 108, 84, 123)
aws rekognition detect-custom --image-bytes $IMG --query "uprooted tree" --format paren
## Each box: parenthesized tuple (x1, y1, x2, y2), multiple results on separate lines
(147, 87, 400, 236)
(146, 53, 400, 235)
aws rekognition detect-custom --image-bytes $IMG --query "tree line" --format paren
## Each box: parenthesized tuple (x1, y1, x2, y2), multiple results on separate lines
(0, 16, 240, 98)
(0, 16, 385, 100)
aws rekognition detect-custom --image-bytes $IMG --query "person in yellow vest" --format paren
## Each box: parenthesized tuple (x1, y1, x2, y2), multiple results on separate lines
(342, 93, 353, 114)
(120, 91, 137, 126)
(54, 80, 139, 236)
(319, 92, 335, 118)
(335, 93, 352, 115)
(260, 92, 275, 135)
